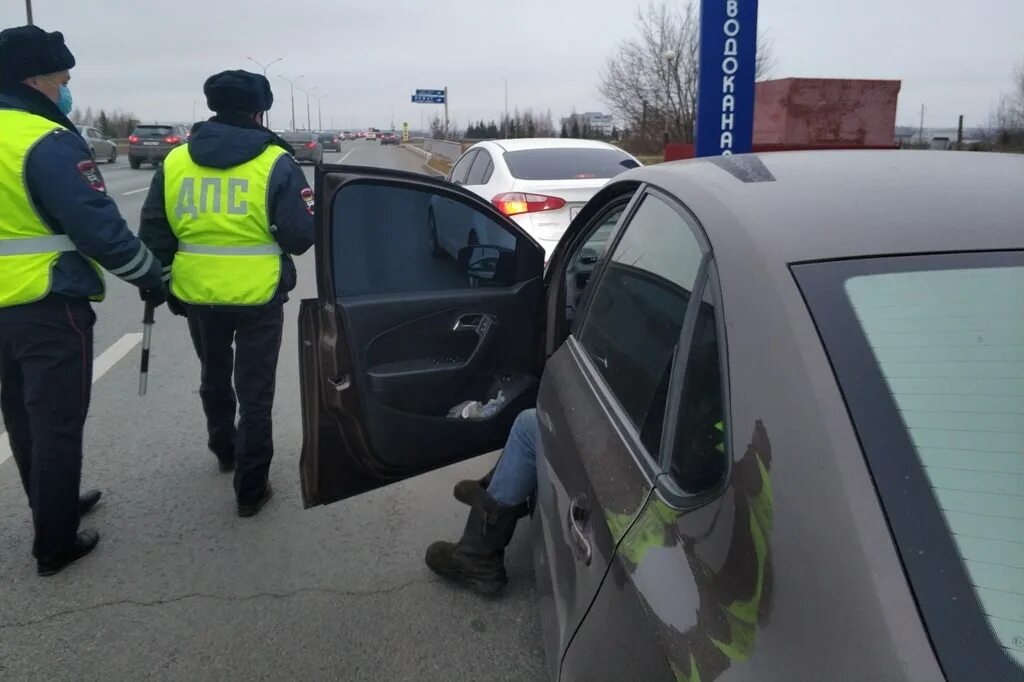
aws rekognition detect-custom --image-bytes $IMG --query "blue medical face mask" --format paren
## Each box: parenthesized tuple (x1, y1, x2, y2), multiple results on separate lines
(44, 78, 73, 115)
(55, 85, 73, 115)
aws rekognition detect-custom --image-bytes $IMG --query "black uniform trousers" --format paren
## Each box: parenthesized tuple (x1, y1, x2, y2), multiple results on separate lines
(185, 303, 283, 505)
(0, 297, 94, 560)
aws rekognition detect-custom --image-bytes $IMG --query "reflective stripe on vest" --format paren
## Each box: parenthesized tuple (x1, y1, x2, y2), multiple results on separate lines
(0, 110, 98, 307)
(163, 143, 286, 306)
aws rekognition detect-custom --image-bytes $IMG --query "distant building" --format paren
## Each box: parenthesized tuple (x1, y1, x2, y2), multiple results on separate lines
(562, 111, 616, 137)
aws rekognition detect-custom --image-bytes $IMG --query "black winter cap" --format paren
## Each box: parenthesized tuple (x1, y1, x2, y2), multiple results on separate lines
(0, 25, 76, 85)
(204, 70, 273, 114)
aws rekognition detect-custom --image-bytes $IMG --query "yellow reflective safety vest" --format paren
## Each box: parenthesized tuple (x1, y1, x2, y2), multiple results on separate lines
(0, 109, 96, 307)
(163, 144, 286, 305)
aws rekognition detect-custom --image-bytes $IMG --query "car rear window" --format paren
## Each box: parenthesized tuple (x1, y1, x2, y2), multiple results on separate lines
(133, 126, 173, 137)
(503, 148, 640, 180)
(797, 253, 1024, 682)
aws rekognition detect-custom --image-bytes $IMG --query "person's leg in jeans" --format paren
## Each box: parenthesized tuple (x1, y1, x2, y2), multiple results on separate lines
(231, 304, 283, 514)
(425, 408, 539, 595)
(186, 307, 238, 471)
(480, 409, 539, 506)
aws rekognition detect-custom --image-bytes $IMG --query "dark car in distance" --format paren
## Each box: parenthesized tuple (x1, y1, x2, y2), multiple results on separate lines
(379, 131, 399, 146)
(281, 131, 324, 165)
(128, 123, 189, 169)
(317, 132, 341, 152)
(297, 151, 1024, 681)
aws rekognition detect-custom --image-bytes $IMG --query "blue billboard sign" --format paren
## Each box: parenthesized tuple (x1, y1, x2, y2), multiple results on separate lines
(695, 0, 759, 157)
(415, 89, 445, 97)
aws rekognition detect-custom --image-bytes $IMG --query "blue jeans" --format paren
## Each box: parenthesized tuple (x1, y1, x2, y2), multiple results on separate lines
(486, 409, 539, 506)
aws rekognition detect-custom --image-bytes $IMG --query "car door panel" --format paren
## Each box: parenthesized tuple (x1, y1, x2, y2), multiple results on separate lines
(300, 166, 546, 507)
(533, 337, 658, 676)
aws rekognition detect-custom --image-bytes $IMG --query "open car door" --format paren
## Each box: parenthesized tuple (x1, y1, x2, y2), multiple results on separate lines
(300, 165, 547, 507)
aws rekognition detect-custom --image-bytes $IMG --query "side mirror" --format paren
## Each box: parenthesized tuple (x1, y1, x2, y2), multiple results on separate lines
(458, 245, 512, 283)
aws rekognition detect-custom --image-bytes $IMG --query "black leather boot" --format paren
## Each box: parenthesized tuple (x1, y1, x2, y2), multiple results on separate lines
(426, 489, 526, 595)
(452, 468, 495, 507)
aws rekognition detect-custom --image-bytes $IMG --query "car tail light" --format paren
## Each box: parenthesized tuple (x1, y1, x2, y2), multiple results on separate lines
(305, 141, 317, 149)
(491, 192, 566, 217)
(164, 135, 181, 144)
(128, 135, 139, 144)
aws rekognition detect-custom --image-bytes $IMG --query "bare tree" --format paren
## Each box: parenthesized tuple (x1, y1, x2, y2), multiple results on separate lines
(983, 60, 1024, 151)
(599, 0, 775, 146)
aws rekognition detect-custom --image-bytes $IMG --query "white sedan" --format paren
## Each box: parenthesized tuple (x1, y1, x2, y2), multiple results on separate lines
(430, 139, 641, 264)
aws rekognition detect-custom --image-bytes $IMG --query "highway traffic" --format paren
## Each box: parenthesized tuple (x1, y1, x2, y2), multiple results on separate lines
(0, 141, 548, 680)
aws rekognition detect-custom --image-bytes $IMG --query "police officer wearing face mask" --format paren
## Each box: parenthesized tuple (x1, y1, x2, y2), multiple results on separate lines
(0, 26, 166, 576)
(140, 71, 314, 518)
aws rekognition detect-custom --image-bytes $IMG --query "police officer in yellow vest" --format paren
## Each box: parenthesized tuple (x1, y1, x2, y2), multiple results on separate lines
(0, 26, 166, 575)
(140, 70, 314, 517)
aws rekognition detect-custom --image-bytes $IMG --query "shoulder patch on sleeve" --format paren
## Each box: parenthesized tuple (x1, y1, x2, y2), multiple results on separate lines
(301, 187, 314, 215)
(76, 160, 107, 193)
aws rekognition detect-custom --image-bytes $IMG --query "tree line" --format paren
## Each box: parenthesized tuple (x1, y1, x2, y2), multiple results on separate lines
(70, 107, 140, 138)
(986, 61, 1024, 151)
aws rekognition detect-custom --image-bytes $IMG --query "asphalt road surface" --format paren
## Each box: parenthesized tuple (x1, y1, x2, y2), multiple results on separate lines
(0, 141, 547, 681)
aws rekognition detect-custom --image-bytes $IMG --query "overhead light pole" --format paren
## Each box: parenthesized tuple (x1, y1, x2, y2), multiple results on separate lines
(502, 78, 509, 138)
(247, 56, 282, 129)
(25, 0, 33, 24)
(297, 85, 317, 131)
(277, 74, 303, 131)
(316, 93, 328, 131)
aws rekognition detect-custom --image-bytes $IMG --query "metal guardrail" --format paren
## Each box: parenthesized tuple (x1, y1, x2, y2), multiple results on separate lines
(424, 139, 464, 162)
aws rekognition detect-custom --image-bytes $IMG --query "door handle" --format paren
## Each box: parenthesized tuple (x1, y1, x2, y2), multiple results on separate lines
(452, 313, 493, 335)
(568, 496, 593, 566)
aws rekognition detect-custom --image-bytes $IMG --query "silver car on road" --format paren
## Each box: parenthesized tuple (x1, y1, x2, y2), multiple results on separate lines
(76, 125, 118, 164)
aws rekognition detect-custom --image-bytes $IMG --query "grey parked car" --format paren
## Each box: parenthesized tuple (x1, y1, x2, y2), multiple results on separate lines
(281, 131, 323, 165)
(76, 125, 117, 163)
(298, 151, 1024, 681)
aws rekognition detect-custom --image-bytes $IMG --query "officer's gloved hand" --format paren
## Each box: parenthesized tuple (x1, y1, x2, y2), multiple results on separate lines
(140, 285, 168, 308)
(166, 294, 187, 318)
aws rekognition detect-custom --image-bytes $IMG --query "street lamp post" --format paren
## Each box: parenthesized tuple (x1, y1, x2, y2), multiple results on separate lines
(277, 74, 303, 131)
(297, 86, 316, 131)
(316, 93, 328, 131)
(246, 56, 282, 129)
(501, 78, 509, 138)
(25, 0, 33, 24)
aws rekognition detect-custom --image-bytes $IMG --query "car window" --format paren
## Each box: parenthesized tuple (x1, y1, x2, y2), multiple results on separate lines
(566, 204, 626, 330)
(503, 148, 640, 180)
(449, 151, 477, 185)
(667, 275, 726, 493)
(481, 159, 494, 184)
(331, 182, 523, 297)
(133, 125, 173, 138)
(577, 193, 705, 457)
(798, 253, 1024, 679)
(466, 150, 492, 186)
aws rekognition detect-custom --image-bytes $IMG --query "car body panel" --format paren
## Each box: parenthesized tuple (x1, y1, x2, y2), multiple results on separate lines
(532, 338, 658, 679)
(553, 151, 1024, 681)
(299, 163, 554, 506)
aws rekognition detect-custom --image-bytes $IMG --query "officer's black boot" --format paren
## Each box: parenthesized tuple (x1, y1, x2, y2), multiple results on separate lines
(209, 439, 235, 473)
(425, 491, 525, 595)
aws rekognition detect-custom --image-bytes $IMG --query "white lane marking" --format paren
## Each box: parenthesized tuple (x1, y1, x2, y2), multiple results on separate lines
(0, 333, 143, 467)
(122, 187, 150, 196)
(337, 150, 354, 164)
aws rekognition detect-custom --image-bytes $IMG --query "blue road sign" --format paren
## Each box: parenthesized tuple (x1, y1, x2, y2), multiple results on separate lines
(695, 0, 759, 157)
(412, 94, 446, 104)
(415, 89, 445, 97)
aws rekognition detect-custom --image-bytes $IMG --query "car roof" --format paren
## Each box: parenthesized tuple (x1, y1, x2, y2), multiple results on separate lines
(620, 150, 1024, 263)
(486, 138, 623, 153)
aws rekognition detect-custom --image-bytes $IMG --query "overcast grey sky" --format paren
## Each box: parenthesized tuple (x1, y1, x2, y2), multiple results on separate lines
(4, 0, 1022, 130)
